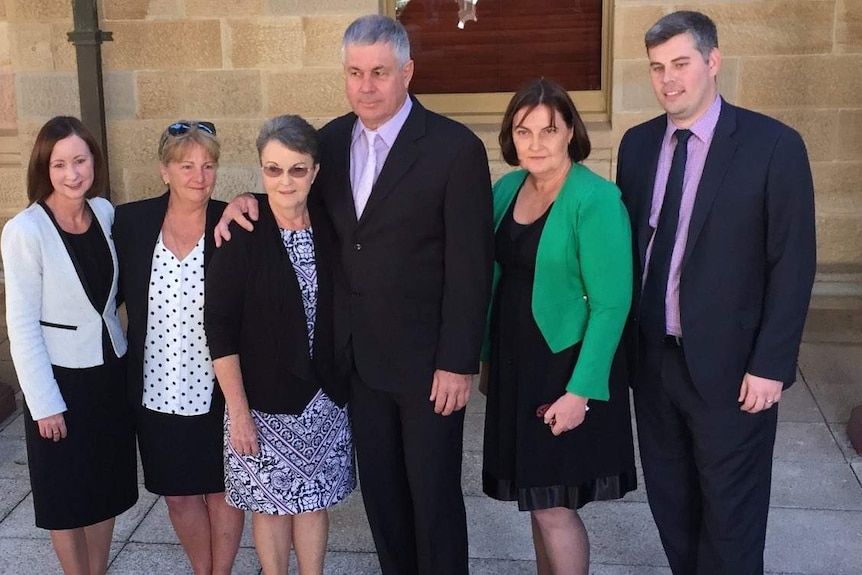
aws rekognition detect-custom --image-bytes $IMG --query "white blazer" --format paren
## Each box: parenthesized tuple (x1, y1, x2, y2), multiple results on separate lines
(1, 197, 127, 420)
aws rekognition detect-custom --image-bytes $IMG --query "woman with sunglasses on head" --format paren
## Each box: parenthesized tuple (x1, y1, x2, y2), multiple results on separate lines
(205, 115, 355, 575)
(113, 120, 244, 575)
(2, 116, 137, 574)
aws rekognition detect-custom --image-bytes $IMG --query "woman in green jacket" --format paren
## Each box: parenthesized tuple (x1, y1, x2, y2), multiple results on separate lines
(480, 78, 636, 575)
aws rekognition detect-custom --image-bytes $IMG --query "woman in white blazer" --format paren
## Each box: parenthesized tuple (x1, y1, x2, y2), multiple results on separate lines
(1, 117, 137, 574)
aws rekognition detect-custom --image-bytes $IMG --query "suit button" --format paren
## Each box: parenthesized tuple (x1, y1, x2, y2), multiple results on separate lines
(354, 243, 362, 251)
(351, 290, 361, 297)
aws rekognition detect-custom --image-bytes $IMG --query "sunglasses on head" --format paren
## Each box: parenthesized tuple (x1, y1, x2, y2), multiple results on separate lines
(167, 121, 217, 137)
(262, 164, 313, 179)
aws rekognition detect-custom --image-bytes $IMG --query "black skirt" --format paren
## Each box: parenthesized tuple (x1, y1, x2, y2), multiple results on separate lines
(483, 198, 637, 511)
(24, 352, 138, 529)
(136, 400, 226, 496)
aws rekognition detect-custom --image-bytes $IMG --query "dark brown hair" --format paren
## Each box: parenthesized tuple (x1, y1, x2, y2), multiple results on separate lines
(499, 78, 591, 167)
(27, 116, 107, 205)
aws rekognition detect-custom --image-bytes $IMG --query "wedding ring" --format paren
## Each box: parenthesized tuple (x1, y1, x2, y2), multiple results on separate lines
(765, 399, 773, 404)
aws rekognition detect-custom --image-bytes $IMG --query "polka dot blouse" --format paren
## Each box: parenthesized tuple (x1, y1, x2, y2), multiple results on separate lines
(142, 233, 215, 415)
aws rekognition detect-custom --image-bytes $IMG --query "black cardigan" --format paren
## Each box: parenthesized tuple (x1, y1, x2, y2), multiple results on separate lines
(204, 194, 347, 415)
(114, 192, 227, 411)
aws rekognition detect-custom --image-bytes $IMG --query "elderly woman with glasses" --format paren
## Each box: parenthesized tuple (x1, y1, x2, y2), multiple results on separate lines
(113, 120, 244, 575)
(205, 115, 355, 575)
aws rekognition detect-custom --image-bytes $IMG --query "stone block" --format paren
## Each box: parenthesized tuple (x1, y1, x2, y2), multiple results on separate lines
(7, 0, 71, 21)
(135, 72, 184, 120)
(114, 167, 164, 205)
(704, 0, 834, 56)
(612, 59, 663, 114)
(102, 20, 222, 71)
(303, 15, 356, 67)
(613, 5, 667, 60)
(583, 158, 611, 180)
(108, 545, 261, 575)
(837, 0, 862, 53)
(768, 109, 839, 163)
(186, 0, 266, 17)
(0, 168, 24, 210)
(811, 161, 862, 209)
(848, 405, 862, 454)
(50, 23, 77, 72)
(226, 18, 303, 69)
(0, 23, 10, 68)
(208, 119, 262, 166)
(10, 23, 54, 71)
(0, 73, 14, 128)
(14, 72, 79, 122)
(104, 71, 136, 121)
(816, 214, 862, 267)
(799, 342, 862, 422)
(101, 0, 182, 20)
(738, 55, 862, 109)
(268, 0, 378, 16)
(212, 166, 261, 202)
(837, 109, 862, 161)
(137, 70, 263, 120)
(105, 120, 167, 169)
(265, 69, 349, 118)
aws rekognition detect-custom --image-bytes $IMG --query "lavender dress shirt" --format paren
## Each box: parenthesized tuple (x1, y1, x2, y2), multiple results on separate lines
(349, 96, 413, 213)
(645, 95, 722, 336)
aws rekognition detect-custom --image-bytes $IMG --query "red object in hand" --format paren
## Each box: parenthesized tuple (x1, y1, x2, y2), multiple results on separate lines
(536, 403, 552, 419)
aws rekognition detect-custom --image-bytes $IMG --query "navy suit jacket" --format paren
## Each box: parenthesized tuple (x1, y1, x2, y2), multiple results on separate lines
(616, 99, 816, 405)
(114, 192, 226, 409)
(312, 96, 494, 392)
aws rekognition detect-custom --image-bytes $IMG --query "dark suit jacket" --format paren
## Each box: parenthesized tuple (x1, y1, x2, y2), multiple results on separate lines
(312, 96, 494, 392)
(204, 195, 346, 415)
(616, 99, 816, 406)
(113, 192, 226, 410)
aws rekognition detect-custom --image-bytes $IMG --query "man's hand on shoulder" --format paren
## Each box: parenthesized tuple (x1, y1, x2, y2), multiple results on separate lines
(430, 369, 472, 416)
(214, 193, 260, 247)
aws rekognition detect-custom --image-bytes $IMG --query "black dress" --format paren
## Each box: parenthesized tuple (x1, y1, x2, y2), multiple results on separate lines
(482, 197, 637, 511)
(24, 217, 138, 530)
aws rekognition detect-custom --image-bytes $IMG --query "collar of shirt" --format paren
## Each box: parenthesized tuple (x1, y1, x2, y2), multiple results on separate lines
(351, 95, 413, 149)
(662, 94, 722, 148)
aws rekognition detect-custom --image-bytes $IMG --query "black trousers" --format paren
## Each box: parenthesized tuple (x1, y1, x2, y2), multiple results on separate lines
(634, 339, 778, 575)
(349, 371, 469, 575)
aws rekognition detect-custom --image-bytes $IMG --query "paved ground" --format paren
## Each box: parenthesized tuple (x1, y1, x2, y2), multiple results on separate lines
(0, 289, 861, 573)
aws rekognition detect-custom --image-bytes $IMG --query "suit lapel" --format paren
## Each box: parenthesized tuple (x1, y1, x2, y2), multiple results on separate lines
(636, 118, 667, 273)
(357, 97, 424, 224)
(319, 116, 359, 236)
(682, 102, 738, 268)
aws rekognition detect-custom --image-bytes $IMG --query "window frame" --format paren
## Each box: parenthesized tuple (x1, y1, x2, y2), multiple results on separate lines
(381, 0, 613, 123)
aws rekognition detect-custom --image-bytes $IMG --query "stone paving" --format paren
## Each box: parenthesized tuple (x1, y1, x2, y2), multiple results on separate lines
(0, 294, 861, 573)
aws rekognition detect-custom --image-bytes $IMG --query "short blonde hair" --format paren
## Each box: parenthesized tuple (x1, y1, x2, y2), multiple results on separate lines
(158, 120, 220, 165)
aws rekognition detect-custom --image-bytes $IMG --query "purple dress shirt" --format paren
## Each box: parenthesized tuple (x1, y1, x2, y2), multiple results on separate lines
(645, 95, 722, 336)
(349, 96, 413, 212)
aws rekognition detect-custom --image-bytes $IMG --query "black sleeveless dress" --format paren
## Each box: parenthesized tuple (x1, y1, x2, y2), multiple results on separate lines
(482, 195, 637, 511)
(23, 216, 138, 529)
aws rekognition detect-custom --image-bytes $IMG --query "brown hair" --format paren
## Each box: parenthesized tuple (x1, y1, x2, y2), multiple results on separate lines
(158, 121, 220, 165)
(499, 78, 591, 167)
(27, 116, 107, 205)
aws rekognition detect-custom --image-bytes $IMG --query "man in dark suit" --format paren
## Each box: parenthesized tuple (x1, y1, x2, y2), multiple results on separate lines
(217, 15, 493, 575)
(616, 11, 816, 575)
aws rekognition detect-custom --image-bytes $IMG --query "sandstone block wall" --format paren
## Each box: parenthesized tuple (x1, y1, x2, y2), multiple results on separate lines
(0, 0, 859, 270)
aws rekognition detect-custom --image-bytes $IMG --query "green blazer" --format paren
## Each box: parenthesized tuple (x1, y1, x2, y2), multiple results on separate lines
(482, 164, 633, 400)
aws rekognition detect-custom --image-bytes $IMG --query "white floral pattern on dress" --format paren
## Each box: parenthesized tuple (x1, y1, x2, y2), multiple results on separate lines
(223, 227, 355, 514)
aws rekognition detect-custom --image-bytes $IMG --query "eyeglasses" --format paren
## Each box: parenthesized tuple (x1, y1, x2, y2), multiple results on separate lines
(262, 164, 313, 179)
(167, 121, 217, 137)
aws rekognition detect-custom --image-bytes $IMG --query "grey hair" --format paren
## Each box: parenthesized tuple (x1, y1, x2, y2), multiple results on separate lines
(255, 115, 320, 164)
(341, 14, 411, 66)
(645, 11, 718, 61)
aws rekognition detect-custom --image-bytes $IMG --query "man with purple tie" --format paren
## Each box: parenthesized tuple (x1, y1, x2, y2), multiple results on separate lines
(616, 11, 816, 575)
